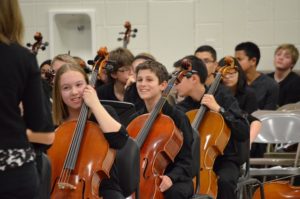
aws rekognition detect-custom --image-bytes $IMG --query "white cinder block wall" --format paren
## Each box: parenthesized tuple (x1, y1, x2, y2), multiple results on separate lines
(20, 0, 300, 72)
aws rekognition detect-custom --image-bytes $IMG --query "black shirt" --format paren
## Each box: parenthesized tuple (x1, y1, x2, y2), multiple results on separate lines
(177, 85, 250, 164)
(268, 71, 300, 106)
(97, 82, 119, 101)
(89, 104, 128, 149)
(0, 42, 54, 149)
(250, 73, 279, 110)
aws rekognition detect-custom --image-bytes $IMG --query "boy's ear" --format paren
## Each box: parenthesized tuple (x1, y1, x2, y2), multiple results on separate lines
(160, 80, 168, 91)
(250, 57, 257, 67)
(191, 73, 200, 83)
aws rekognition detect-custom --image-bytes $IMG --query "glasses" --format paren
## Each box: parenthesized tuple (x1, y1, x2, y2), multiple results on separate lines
(175, 70, 198, 84)
(202, 59, 215, 64)
(117, 67, 132, 73)
(222, 70, 238, 78)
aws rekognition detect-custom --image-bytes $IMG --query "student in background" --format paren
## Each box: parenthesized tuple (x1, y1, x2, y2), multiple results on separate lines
(97, 47, 134, 102)
(235, 41, 279, 110)
(235, 41, 279, 158)
(218, 56, 261, 146)
(0, 0, 55, 198)
(268, 44, 300, 106)
(194, 45, 219, 85)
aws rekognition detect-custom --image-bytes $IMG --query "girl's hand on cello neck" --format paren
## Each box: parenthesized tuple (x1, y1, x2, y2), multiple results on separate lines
(82, 85, 100, 109)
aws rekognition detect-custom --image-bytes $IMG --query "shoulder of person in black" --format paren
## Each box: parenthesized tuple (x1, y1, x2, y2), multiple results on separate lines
(235, 85, 258, 115)
(96, 82, 118, 101)
(89, 104, 128, 149)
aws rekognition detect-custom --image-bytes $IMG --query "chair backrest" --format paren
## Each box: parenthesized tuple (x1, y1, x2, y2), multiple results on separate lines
(100, 100, 136, 126)
(277, 102, 300, 111)
(115, 137, 140, 197)
(252, 110, 300, 144)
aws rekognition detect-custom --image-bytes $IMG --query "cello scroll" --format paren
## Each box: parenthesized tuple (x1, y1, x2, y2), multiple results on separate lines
(26, 32, 48, 55)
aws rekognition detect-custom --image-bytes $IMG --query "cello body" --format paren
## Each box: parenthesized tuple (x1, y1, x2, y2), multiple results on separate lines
(187, 109, 231, 198)
(127, 113, 183, 199)
(48, 121, 115, 199)
(253, 181, 300, 199)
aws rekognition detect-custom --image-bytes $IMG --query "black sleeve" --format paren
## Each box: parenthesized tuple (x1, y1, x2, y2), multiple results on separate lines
(216, 86, 250, 141)
(89, 104, 128, 149)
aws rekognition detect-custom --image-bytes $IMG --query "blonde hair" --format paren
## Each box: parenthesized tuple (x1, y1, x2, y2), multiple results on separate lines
(51, 54, 77, 66)
(52, 63, 89, 125)
(0, 0, 24, 45)
(275, 44, 299, 66)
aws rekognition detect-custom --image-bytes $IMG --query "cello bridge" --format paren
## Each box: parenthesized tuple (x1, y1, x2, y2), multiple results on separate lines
(58, 182, 76, 190)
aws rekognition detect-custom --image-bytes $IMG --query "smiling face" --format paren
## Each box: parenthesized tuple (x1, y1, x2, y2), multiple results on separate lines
(59, 70, 87, 111)
(136, 69, 166, 104)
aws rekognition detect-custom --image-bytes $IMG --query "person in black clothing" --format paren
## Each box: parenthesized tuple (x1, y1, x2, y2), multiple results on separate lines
(218, 56, 261, 145)
(52, 63, 129, 199)
(127, 60, 194, 199)
(235, 41, 279, 158)
(97, 47, 134, 102)
(268, 43, 300, 107)
(0, 0, 55, 198)
(175, 55, 250, 199)
(235, 41, 279, 111)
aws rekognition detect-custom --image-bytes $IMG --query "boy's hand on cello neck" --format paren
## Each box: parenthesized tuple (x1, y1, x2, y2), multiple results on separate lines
(201, 94, 221, 113)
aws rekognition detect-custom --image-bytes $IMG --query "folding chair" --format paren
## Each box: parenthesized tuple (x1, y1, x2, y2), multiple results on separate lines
(245, 110, 300, 197)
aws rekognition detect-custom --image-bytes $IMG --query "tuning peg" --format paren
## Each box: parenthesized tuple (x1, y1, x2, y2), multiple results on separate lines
(26, 43, 32, 47)
(132, 28, 138, 33)
(117, 38, 123, 41)
(131, 34, 136, 38)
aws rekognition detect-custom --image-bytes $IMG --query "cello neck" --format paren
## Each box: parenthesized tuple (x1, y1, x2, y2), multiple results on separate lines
(192, 72, 222, 129)
(136, 75, 178, 148)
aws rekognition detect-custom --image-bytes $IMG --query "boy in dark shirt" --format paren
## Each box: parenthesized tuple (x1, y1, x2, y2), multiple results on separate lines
(268, 43, 300, 106)
(175, 55, 250, 199)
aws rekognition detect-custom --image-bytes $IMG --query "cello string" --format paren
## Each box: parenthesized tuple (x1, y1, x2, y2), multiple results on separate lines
(58, 107, 86, 184)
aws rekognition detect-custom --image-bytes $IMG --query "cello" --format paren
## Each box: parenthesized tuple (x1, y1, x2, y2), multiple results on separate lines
(126, 69, 185, 199)
(26, 32, 48, 55)
(117, 21, 138, 48)
(186, 61, 231, 198)
(48, 47, 116, 199)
